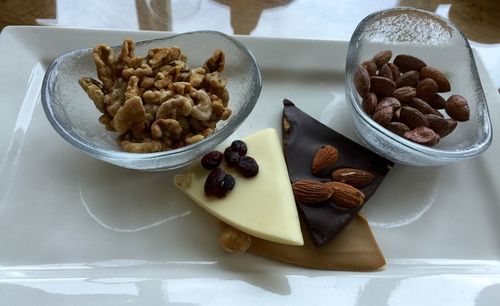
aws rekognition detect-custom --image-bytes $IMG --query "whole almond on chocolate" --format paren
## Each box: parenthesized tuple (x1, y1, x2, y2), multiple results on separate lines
(378, 63, 393, 80)
(429, 94, 447, 109)
(293, 180, 333, 204)
(362, 93, 378, 115)
(325, 181, 365, 208)
(387, 122, 410, 137)
(396, 70, 419, 88)
(419, 66, 451, 92)
(370, 76, 396, 96)
(373, 50, 392, 67)
(394, 54, 427, 72)
(416, 78, 438, 102)
(399, 106, 429, 129)
(388, 63, 401, 80)
(361, 60, 377, 76)
(312, 145, 339, 175)
(446, 95, 470, 121)
(354, 65, 370, 98)
(331, 168, 375, 188)
(426, 114, 454, 137)
(408, 97, 436, 115)
(373, 105, 394, 127)
(392, 86, 417, 104)
(404, 126, 440, 146)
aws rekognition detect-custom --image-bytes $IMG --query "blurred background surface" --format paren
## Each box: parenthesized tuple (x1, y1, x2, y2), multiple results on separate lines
(1, 0, 499, 89)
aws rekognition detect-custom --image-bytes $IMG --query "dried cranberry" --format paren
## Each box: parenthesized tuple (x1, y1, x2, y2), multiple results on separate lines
(230, 140, 248, 156)
(204, 168, 226, 196)
(237, 156, 259, 178)
(221, 174, 235, 191)
(201, 150, 223, 170)
(224, 147, 240, 167)
(204, 168, 235, 198)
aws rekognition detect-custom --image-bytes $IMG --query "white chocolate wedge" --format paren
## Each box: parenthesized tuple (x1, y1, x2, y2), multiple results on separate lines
(174, 128, 303, 246)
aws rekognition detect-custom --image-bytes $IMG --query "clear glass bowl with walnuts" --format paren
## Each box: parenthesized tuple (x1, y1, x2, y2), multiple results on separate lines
(345, 7, 492, 166)
(42, 31, 262, 170)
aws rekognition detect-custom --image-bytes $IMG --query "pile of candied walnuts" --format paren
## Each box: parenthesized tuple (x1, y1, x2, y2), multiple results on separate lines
(78, 39, 231, 153)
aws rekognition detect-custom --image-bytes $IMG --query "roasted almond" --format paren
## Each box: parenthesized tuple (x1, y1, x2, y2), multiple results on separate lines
(387, 122, 410, 137)
(399, 106, 429, 129)
(445, 95, 470, 121)
(324, 181, 365, 208)
(372, 105, 393, 127)
(419, 66, 451, 92)
(426, 114, 453, 137)
(372, 50, 392, 67)
(354, 65, 370, 98)
(396, 70, 419, 88)
(393, 54, 427, 72)
(361, 60, 377, 76)
(416, 78, 438, 102)
(376, 97, 401, 111)
(378, 63, 393, 80)
(429, 94, 447, 109)
(362, 93, 378, 115)
(312, 145, 339, 175)
(292, 179, 333, 204)
(331, 168, 375, 188)
(404, 126, 440, 146)
(388, 63, 401, 80)
(408, 97, 436, 115)
(370, 76, 396, 96)
(392, 86, 416, 104)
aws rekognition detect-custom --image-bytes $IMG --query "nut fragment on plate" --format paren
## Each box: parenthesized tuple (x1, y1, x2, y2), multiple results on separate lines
(354, 50, 471, 147)
(78, 38, 232, 153)
(219, 226, 252, 254)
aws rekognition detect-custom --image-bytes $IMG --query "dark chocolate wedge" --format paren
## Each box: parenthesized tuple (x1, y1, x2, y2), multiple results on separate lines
(282, 99, 393, 245)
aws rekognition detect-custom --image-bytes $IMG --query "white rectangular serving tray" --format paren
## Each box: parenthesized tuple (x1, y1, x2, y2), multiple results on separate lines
(1, 26, 500, 306)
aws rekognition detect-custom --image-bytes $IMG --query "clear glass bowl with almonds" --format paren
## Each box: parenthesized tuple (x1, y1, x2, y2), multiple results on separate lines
(345, 7, 492, 166)
(42, 31, 262, 170)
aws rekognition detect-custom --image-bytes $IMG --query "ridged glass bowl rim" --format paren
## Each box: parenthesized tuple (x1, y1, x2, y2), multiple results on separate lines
(41, 30, 262, 160)
(345, 7, 492, 160)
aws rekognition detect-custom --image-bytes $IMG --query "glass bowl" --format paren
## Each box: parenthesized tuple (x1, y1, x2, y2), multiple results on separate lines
(42, 31, 262, 171)
(345, 8, 492, 166)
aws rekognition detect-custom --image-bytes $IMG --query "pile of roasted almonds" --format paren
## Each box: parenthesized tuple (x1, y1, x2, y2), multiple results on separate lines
(354, 50, 470, 146)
